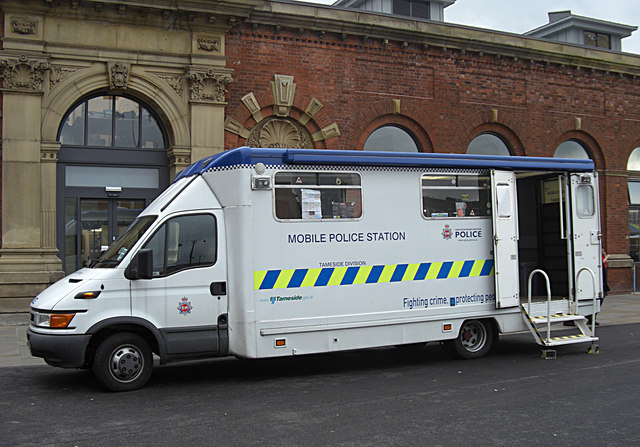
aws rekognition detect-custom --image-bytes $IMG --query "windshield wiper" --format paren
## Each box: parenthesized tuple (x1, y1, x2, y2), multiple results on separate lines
(94, 259, 120, 267)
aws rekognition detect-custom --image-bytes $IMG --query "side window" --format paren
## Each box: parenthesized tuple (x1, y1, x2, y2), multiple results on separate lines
(576, 185, 595, 218)
(142, 214, 217, 276)
(495, 183, 512, 218)
(274, 172, 362, 220)
(421, 174, 491, 218)
(144, 225, 166, 276)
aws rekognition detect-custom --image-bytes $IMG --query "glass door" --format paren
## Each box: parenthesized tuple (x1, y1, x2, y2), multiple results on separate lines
(116, 199, 146, 239)
(64, 198, 146, 274)
(57, 95, 169, 275)
(80, 199, 109, 270)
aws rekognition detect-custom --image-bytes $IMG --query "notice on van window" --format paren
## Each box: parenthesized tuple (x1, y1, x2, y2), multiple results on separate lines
(301, 189, 322, 219)
(287, 231, 406, 244)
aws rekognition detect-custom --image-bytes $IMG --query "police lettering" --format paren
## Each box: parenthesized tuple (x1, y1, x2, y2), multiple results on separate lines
(454, 229, 482, 238)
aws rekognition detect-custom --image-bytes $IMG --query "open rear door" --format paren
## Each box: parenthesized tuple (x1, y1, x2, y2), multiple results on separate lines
(569, 173, 603, 300)
(491, 170, 519, 308)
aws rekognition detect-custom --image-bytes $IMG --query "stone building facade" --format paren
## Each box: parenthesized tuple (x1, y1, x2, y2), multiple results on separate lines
(1, 0, 639, 313)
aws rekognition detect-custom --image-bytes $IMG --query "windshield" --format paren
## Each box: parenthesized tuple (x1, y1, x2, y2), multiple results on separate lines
(93, 216, 157, 268)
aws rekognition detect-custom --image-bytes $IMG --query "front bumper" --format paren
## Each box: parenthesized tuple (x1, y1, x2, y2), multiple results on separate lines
(27, 328, 91, 368)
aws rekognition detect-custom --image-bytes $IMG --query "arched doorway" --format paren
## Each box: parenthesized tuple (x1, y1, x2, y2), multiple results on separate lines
(57, 94, 169, 273)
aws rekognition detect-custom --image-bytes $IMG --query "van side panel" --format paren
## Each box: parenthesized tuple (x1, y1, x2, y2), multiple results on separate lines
(250, 167, 495, 357)
(204, 169, 257, 358)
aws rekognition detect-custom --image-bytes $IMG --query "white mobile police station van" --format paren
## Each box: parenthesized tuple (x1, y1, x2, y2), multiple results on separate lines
(28, 147, 603, 391)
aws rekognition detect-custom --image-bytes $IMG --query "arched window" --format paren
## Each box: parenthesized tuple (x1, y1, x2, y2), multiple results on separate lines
(467, 133, 511, 156)
(628, 147, 640, 263)
(59, 96, 165, 149)
(363, 125, 419, 152)
(57, 95, 169, 274)
(554, 140, 590, 159)
(628, 147, 640, 171)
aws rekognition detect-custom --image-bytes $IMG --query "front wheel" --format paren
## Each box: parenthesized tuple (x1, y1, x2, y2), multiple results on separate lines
(92, 332, 153, 392)
(444, 319, 496, 360)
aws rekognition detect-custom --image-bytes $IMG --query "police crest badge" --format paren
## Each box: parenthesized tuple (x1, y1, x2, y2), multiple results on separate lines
(178, 297, 192, 315)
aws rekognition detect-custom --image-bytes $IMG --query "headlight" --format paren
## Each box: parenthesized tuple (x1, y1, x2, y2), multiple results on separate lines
(31, 311, 76, 328)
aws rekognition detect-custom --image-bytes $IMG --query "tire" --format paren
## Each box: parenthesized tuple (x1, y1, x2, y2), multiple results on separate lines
(92, 332, 153, 392)
(445, 319, 495, 360)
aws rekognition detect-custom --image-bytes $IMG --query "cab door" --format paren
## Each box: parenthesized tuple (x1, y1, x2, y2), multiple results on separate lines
(491, 170, 519, 308)
(130, 211, 228, 356)
(569, 173, 602, 300)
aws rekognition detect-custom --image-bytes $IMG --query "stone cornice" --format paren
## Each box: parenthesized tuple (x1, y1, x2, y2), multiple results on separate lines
(246, 2, 640, 76)
(2, 0, 639, 76)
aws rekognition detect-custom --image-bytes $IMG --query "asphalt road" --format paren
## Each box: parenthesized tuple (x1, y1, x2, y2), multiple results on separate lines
(2, 323, 640, 446)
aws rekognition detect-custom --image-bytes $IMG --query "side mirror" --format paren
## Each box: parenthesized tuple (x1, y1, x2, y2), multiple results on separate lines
(124, 249, 153, 280)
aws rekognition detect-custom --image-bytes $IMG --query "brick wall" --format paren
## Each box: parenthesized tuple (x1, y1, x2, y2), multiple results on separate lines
(0, 12, 3, 248)
(225, 24, 640, 292)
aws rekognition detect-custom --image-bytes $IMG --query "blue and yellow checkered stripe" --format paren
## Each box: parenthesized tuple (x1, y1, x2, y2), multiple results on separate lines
(254, 259, 494, 291)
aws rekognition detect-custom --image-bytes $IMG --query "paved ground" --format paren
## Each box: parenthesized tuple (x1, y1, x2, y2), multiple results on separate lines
(2, 322, 640, 446)
(1, 293, 639, 368)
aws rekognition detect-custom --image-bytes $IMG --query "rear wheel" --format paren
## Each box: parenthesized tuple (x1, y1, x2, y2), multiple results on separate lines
(445, 319, 495, 359)
(92, 332, 153, 392)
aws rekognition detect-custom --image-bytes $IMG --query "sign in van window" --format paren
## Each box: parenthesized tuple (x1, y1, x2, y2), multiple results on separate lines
(274, 172, 362, 220)
(421, 174, 491, 219)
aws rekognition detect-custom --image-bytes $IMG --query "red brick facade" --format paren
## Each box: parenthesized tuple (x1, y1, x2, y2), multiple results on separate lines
(224, 23, 640, 292)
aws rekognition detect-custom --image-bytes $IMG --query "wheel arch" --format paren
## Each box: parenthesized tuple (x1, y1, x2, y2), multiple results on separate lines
(445, 317, 499, 359)
(85, 317, 167, 367)
(456, 317, 499, 336)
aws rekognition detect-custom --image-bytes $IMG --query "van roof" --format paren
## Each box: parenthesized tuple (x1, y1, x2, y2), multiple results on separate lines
(175, 147, 595, 181)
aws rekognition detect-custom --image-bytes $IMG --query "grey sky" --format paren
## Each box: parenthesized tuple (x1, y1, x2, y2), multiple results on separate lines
(296, 0, 640, 54)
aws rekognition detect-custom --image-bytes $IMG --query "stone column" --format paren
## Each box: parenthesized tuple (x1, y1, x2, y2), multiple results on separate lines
(167, 145, 192, 180)
(186, 67, 233, 161)
(0, 54, 64, 313)
(40, 141, 61, 250)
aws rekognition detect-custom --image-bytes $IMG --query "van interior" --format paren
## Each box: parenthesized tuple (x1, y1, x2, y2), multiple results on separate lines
(515, 173, 570, 301)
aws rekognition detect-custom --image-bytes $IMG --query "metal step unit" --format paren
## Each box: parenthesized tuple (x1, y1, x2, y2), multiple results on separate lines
(521, 269, 599, 357)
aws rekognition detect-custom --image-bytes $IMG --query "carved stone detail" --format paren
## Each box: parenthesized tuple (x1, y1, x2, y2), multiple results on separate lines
(168, 146, 192, 170)
(108, 62, 130, 89)
(40, 141, 61, 163)
(299, 97, 323, 125)
(187, 68, 232, 103)
(241, 92, 263, 122)
(50, 65, 80, 89)
(11, 19, 36, 35)
(271, 74, 296, 117)
(247, 117, 312, 149)
(151, 72, 184, 97)
(0, 54, 49, 91)
(312, 123, 341, 142)
(224, 117, 251, 139)
(197, 37, 221, 52)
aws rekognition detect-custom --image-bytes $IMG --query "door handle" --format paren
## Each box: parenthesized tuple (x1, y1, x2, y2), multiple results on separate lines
(210, 281, 226, 296)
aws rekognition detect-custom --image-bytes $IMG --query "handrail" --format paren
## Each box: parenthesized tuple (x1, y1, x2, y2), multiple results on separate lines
(575, 267, 598, 336)
(528, 269, 552, 343)
(559, 176, 567, 240)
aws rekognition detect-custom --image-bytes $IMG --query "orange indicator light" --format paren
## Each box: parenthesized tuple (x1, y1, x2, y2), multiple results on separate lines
(50, 314, 75, 328)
